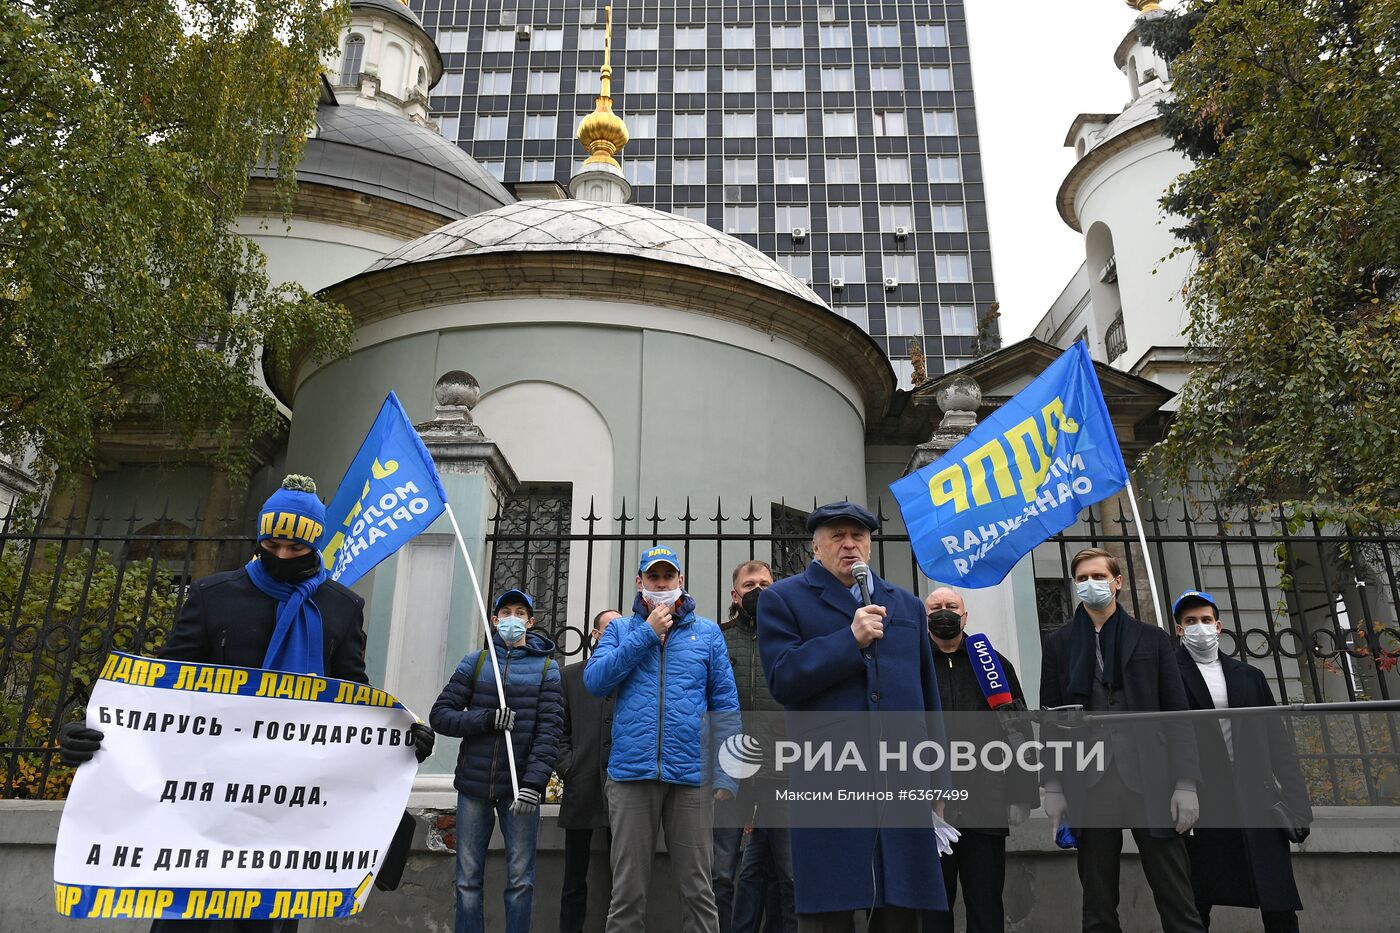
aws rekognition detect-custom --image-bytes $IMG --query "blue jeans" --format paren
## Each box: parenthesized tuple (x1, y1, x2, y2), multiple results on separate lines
(454, 793, 540, 933)
(733, 826, 796, 933)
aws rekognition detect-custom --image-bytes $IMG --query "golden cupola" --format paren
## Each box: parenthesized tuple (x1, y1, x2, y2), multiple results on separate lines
(576, 5, 629, 167)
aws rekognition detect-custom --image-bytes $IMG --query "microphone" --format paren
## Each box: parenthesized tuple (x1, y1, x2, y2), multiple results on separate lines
(851, 561, 874, 607)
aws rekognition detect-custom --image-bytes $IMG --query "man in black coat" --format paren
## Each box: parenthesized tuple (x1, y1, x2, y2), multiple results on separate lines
(58, 474, 433, 933)
(1171, 590, 1311, 932)
(557, 609, 620, 933)
(1040, 547, 1204, 933)
(921, 587, 1039, 933)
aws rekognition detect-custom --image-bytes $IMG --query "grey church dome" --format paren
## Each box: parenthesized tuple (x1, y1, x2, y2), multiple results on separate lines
(353, 0, 425, 29)
(258, 104, 514, 221)
(368, 199, 828, 307)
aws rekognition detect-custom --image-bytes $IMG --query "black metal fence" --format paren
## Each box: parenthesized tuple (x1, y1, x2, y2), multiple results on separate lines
(4, 494, 1398, 806)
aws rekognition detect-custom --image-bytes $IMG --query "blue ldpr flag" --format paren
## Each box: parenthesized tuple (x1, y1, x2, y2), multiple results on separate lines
(889, 342, 1128, 588)
(317, 392, 448, 588)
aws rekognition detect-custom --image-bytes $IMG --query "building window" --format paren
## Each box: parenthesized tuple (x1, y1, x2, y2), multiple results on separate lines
(830, 254, 865, 281)
(775, 157, 809, 184)
(417, 66, 426, 90)
(579, 28, 605, 51)
(675, 69, 707, 94)
(674, 158, 707, 184)
(524, 113, 555, 139)
(824, 158, 860, 185)
(828, 204, 863, 232)
(723, 25, 755, 49)
(623, 158, 657, 185)
(932, 204, 967, 232)
(776, 205, 811, 230)
(482, 29, 514, 52)
(940, 305, 978, 336)
(490, 485, 572, 641)
(836, 305, 869, 328)
(527, 71, 560, 94)
(576, 69, 598, 94)
(924, 110, 958, 136)
(481, 71, 512, 95)
(870, 67, 904, 91)
(879, 203, 913, 231)
(628, 113, 657, 138)
(820, 25, 852, 48)
(929, 156, 962, 182)
(945, 357, 972, 371)
(437, 31, 471, 54)
(1105, 312, 1128, 362)
(534, 29, 565, 51)
(481, 160, 506, 180)
(436, 72, 465, 96)
(771, 24, 804, 48)
(675, 26, 707, 49)
(627, 27, 659, 50)
(936, 254, 972, 282)
(876, 157, 911, 183)
(342, 34, 365, 85)
(520, 159, 555, 181)
(920, 67, 953, 91)
(724, 205, 758, 233)
(627, 70, 658, 94)
(917, 23, 949, 47)
(772, 68, 806, 92)
(674, 112, 707, 137)
(821, 67, 855, 92)
(867, 23, 901, 47)
(779, 254, 813, 280)
(723, 68, 756, 93)
(823, 111, 857, 136)
(882, 255, 918, 282)
(725, 112, 757, 137)
(886, 305, 923, 336)
(437, 115, 459, 140)
(723, 158, 758, 184)
(477, 115, 508, 140)
(873, 111, 906, 137)
(774, 111, 806, 136)
(673, 205, 708, 223)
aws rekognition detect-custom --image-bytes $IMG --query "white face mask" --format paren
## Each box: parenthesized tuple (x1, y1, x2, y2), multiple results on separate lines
(643, 587, 682, 608)
(1076, 579, 1115, 610)
(1182, 622, 1219, 654)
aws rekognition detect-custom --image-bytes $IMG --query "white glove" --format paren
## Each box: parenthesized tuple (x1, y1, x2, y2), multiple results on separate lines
(510, 787, 540, 816)
(492, 707, 516, 732)
(1170, 787, 1199, 834)
(1007, 804, 1030, 827)
(1043, 790, 1067, 838)
(932, 810, 961, 856)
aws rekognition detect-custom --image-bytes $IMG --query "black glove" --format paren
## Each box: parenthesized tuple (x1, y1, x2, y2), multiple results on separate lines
(57, 722, 104, 767)
(492, 707, 516, 732)
(409, 722, 435, 763)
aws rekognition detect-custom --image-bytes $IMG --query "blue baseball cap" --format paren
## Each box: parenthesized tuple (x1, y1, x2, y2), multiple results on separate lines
(493, 589, 535, 612)
(1172, 590, 1218, 619)
(638, 545, 682, 574)
(805, 501, 880, 533)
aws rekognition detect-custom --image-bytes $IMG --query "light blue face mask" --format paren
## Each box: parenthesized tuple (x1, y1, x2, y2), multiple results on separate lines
(497, 617, 527, 644)
(1076, 579, 1115, 610)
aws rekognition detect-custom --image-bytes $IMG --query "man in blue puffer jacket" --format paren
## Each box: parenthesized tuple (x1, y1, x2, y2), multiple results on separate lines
(431, 588, 563, 933)
(585, 544, 741, 933)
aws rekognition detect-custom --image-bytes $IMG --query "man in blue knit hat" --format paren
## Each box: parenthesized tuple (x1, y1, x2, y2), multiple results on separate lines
(57, 474, 435, 932)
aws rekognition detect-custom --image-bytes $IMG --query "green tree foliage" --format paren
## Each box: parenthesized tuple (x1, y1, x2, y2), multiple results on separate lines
(0, 0, 353, 484)
(1139, 0, 1400, 524)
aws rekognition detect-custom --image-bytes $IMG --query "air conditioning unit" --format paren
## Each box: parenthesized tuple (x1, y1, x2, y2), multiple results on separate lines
(894, 226, 910, 239)
(1099, 256, 1119, 284)
(516, 24, 533, 41)
(830, 277, 846, 289)
(791, 227, 808, 240)
(884, 277, 899, 290)
(1141, 67, 1158, 83)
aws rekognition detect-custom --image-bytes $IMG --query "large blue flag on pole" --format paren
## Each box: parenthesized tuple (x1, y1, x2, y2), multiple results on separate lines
(889, 341, 1128, 588)
(317, 392, 448, 588)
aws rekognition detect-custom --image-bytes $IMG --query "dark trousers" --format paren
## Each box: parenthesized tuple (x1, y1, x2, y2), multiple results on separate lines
(921, 831, 1006, 933)
(560, 827, 607, 933)
(734, 826, 796, 933)
(1198, 904, 1299, 933)
(1076, 768, 1204, 933)
(797, 907, 920, 933)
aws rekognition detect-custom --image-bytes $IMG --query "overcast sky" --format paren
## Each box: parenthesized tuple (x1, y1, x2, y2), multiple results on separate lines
(963, 3, 1169, 342)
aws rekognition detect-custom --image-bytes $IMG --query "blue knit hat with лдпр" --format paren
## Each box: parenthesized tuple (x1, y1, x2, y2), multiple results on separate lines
(258, 474, 327, 551)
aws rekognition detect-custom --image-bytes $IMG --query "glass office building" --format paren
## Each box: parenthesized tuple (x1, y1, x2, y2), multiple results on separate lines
(412, 0, 999, 384)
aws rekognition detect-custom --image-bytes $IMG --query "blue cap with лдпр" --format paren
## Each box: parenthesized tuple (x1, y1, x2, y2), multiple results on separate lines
(638, 545, 681, 574)
(493, 588, 535, 612)
(1171, 589, 1218, 619)
(805, 501, 880, 533)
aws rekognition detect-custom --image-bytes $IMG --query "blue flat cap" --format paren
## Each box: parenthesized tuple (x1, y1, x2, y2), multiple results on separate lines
(1171, 590, 1217, 619)
(805, 501, 880, 533)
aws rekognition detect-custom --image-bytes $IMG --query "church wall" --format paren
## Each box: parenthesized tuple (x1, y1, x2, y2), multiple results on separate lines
(234, 216, 407, 293)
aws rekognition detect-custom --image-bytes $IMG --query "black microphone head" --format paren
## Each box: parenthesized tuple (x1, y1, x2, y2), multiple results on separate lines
(850, 560, 871, 583)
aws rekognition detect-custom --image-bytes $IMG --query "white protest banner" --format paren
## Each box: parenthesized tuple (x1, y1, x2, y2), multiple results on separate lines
(53, 652, 418, 922)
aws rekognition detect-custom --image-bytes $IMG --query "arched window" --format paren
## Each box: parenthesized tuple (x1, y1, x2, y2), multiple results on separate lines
(1127, 55, 1140, 99)
(342, 34, 365, 86)
(1076, 138, 1086, 159)
(417, 66, 426, 89)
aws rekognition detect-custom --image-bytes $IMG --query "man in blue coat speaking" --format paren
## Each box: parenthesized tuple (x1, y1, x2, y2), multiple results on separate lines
(757, 502, 947, 933)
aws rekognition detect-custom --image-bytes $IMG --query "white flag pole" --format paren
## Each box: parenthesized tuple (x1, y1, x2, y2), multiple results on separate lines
(443, 501, 520, 799)
(1123, 476, 1168, 630)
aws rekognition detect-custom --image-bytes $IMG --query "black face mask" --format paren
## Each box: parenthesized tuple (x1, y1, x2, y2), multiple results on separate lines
(257, 544, 322, 583)
(927, 609, 963, 641)
(739, 587, 763, 622)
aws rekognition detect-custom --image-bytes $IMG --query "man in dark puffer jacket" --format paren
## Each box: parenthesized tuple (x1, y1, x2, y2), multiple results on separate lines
(431, 588, 564, 933)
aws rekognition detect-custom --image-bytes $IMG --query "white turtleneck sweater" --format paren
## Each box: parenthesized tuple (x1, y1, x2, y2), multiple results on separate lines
(1187, 641, 1233, 758)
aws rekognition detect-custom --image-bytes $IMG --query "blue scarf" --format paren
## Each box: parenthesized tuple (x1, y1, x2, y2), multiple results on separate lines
(245, 557, 328, 675)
